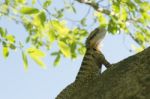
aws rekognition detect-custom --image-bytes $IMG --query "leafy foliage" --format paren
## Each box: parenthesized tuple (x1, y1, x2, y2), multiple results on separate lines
(20, 6, 39, 14)
(0, 0, 149, 68)
(27, 47, 46, 68)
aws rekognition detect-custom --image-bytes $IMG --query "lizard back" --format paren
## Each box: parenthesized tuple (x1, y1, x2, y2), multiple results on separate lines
(75, 48, 102, 81)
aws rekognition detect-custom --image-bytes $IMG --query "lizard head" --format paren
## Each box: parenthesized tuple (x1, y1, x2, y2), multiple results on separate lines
(85, 27, 106, 51)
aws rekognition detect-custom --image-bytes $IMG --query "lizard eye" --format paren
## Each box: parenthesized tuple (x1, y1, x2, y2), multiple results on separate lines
(93, 48, 97, 51)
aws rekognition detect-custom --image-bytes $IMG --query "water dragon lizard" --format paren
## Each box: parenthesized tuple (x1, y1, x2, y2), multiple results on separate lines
(56, 27, 112, 99)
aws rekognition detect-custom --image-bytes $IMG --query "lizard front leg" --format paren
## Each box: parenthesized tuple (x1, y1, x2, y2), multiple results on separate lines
(93, 49, 112, 69)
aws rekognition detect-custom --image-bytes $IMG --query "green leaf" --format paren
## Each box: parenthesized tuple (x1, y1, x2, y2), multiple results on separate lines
(48, 29, 55, 42)
(135, 32, 145, 43)
(56, 9, 64, 18)
(0, 27, 6, 37)
(139, 1, 150, 11)
(108, 18, 118, 34)
(5, 0, 10, 5)
(71, 6, 76, 13)
(6, 34, 15, 43)
(38, 11, 46, 25)
(3, 46, 9, 58)
(131, 45, 144, 52)
(33, 11, 46, 26)
(2, 41, 7, 47)
(31, 55, 46, 68)
(27, 48, 46, 68)
(70, 43, 77, 59)
(32, 0, 37, 4)
(78, 46, 86, 55)
(44, 22, 56, 42)
(134, 0, 142, 4)
(27, 48, 45, 57)
(51, 20, 69, 36)
(22, 51, 28, 70)
(20, 6, 39, 14)
(58, 41, 71, 57)
(79, 29, 88, 37)
(112, 3, 120, 13)
(15, 0, 26, 4)
(51, 52, 59, 56)
(127, 1, 137, 11)
(54, 55, 60, 66)
(80, 18, 87, 26)
(26, 36, 30, 43)
(120, 7, 127, 21)
(43, 0, 52, 9)
(9, 44, 16, 49)
(96, 12, 107, 27)
(1, 4, 9, 14)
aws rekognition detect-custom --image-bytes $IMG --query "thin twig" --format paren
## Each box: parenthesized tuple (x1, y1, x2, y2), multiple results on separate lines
(76, 0, 111, 15)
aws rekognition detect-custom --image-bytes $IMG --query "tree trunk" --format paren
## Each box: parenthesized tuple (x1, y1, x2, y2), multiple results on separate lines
(56, 47, 150, 99)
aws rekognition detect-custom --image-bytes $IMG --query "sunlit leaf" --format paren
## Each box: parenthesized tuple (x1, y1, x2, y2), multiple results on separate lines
(54, 54, 60, 66)
(134, 0, 142, 4)
(38, 11, 46, 25)
(1, 4, 9, 14)
(44, 22, 56, 42)
(127, 1, 137, 11)
(33, 11, 46, 26)
(22, 51, 28, 70)
(6, 34, 15, 43)
(30, 55, 46, 68)
(79, 29, 88, 37)
(112, 3, 120, 13)
(0, 27, 6, 37)
(15, 0, 26, 4)
(135, 32, 145, 43)
(131, 44, 144, 52)
(5, 0, 10, 5)
(96, 12, 107, 27)
(32, 0, 37, 4)
(108, 18, 118, 34)
(78, 46, 86, 55)
(48, 29, 55, 42)
(43, 0, 52, 9)
(58, 41, 71, 57)
(27, 48, 46, 68)
(27, 47, 45, 57)
(120, 8, 127, 21)
(20, 6, 39, 14)
(51, 20, 69, 36)
(3, 46, 9, 58)
(140, 1, 150, 11)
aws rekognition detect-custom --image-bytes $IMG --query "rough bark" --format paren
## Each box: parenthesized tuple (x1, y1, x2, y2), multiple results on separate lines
(56, 47, 150, 99)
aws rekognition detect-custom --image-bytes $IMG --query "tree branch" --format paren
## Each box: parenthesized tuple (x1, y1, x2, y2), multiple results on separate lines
(76, 0, 110, 15)
(56, 47, 150, 99)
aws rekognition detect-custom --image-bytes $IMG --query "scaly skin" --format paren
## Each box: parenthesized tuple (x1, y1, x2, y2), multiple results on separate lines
(56, 27, 111, 99)
(56, 49, 111, 99)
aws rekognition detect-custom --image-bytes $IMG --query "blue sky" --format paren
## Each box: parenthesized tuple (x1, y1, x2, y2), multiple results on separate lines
(0, 0, 137, 99)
